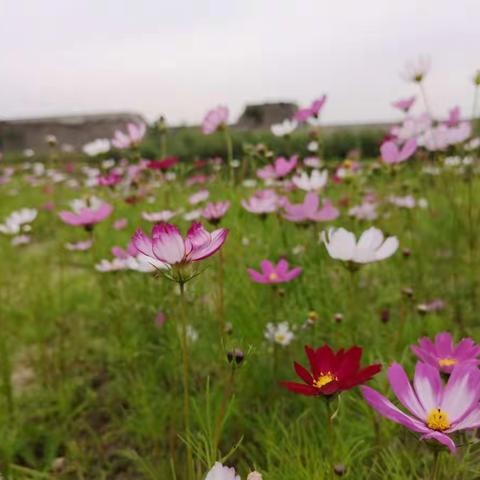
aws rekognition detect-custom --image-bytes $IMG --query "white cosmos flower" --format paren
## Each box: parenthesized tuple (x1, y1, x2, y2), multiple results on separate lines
(83, 139, 111, 156)
(205, 462, 240, 480)
(307, 140, 319, 152)
(292, 169, 328, 191)
(321, 227, 399, 264)
(0, 208, 37, 235)
(271, 119, 298, 137)
(95, 258, 128, 272)
(264, 322, 294, 346)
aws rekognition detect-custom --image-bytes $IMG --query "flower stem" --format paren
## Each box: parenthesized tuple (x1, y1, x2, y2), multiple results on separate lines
(325, 398, 336, 478)
(178, 282, 193, 480)
(223, 128, 234, 185)
(217, 249, 226, 347)
(431, 449, 441, 480)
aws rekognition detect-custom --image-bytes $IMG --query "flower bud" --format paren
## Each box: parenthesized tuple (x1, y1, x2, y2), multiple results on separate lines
(334, 313, 343, 323)
(402, 248, 411, 258)
(247, 472, 262, 480)
(380, 309, 390, 323)
(334, 464, 346, 476)
(402, 287, 414, 298)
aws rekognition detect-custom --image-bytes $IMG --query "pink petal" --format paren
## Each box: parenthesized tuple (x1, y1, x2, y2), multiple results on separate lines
(387, 363, 426, 419)
(420, 432, 456, 453)
(132, 229, 154, 258)
(151, 223, 185, 264)
(413, 363, 442, 413)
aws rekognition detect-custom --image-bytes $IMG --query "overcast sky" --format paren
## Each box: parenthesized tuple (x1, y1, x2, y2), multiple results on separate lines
(1, 0, 479, 125)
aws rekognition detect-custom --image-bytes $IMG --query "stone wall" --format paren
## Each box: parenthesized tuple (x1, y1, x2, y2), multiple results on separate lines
(0, 112, 146, 154)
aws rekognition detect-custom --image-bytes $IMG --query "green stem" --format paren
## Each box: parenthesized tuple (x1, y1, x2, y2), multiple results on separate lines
(179, 283, 193, 480)
(223, 128, 234, 184)
(325, 399, 336, 478)
(431, 449, 440, 480)
(217, 249, 226, 348)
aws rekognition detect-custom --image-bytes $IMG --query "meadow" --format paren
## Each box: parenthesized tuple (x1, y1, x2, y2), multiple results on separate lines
(1, 69, 480, 480)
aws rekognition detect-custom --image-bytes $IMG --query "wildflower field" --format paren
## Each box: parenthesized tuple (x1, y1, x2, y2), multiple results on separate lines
(1, 65, 480, 480)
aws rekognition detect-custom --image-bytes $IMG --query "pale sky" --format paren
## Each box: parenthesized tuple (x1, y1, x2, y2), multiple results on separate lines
(1, 0, 479, 125)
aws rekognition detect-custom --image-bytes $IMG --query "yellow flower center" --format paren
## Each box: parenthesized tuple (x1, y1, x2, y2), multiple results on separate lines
(426, 409, 450, 431)
(438, 358, 457, 367)
(343, 159, 353, 169)
(269, 273, 279, 281)
(275, 333, 285, 343)
(313, 372, 337, 389)
(308, 311, 318, 322)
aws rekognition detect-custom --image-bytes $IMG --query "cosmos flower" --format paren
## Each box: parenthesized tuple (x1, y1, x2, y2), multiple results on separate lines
(271, 119, 298, 137)
(392, 96, 416, 113)
(113, 218, 128, 230)
(241, 189, 286, 215)
(132, 222, 228, 281)
(380, 138, 417, 165)
(292, 169, 328, 192)
(265, 322, 295, 346)
(205, 462, 240, 480)
(248, 259, 302, 284)
(141, 210, 178, 223)
(59, 200, 113, 229)
(0, 208, 38, 235)
(402, 56, 431, 83)
(202, 106, 229, 134)
(83, 138, 110, 156)
(146, 156, 179, 170)
(65, 239, 93, 251)
(361, 362, 480, 453)
(294, 95, 327, 122)
(348, 201, 378, 221)
(283, 192, 339, 223)
(281, 344, 381, 396)
(202, 201, 231, 224)
(445, 106, 461, 127)
(11, 235, 31, 246)
(112, 123, 146, 149)
(98, 172, 122, 187)
(189, 190, 210, 205)
(256, 156, 298, 180)
(411, 332, 480, 374)
(321, 227, 399, 265)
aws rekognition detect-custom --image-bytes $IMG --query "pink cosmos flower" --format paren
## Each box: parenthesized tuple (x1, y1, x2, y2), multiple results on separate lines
(112, 241, 138, 259)
(65, 239, 93, 251)
(189, 189, 210, 205)
(362, 362, 480, 452)
(98, 172, 122, 187)
(132, 221, 228, 270)
(241, 189, 286, 215)
(411, 332, 480, 374)
(112, 123, 147, 149)
(113, 218, 128, 230)
(141, 210, 177, 223)
(202, 201, 231, 224)
(445, 106, 461, 127)
(186, 175, 213, 187)
(248, 259, 302, 284)
(392, 96, 416, 113)
(202, 106, 229, 134)
(283, 192, 339, 223)
(294, 95, 327, 122)
(380, 138, 417, 165)
(59, 202, 113, 229)
(257, 156, 298, 180)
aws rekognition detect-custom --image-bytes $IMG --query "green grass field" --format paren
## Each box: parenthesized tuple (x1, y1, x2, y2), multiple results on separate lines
(0, 151, 479, 479)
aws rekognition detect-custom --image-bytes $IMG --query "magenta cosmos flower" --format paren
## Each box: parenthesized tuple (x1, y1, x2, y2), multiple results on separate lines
(202, 106, 229, 134)
(248, 259, 302, 284)
(59, 202, 113, 229)
(411, 332, 480, 374)
(392, 96, 416, 113)
(283, 192, 339, 223)
(380, 138, 417, 165)
(132, 221, 228, 281)
(112, 122, 146, 149)
(362, 362, 480, 452)
(294, 95, 327, 122)
(202, 201, 231, 224)
(257, 155, 298, 180)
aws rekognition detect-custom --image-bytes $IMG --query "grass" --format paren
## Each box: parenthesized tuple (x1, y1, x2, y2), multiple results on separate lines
(0, 151, 479, 479)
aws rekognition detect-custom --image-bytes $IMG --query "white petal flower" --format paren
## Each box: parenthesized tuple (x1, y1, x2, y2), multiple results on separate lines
(271, 119, 298, 137)
(321, 227, 398, 264)
(205, 462, 240, 480)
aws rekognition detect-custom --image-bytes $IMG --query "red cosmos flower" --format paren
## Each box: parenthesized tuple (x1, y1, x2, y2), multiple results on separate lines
(147, 157, 179, 170)
(280, 345, 381, 396)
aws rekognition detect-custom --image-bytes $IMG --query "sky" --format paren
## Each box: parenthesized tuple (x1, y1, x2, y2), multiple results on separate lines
(1, 0, 479, 126)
